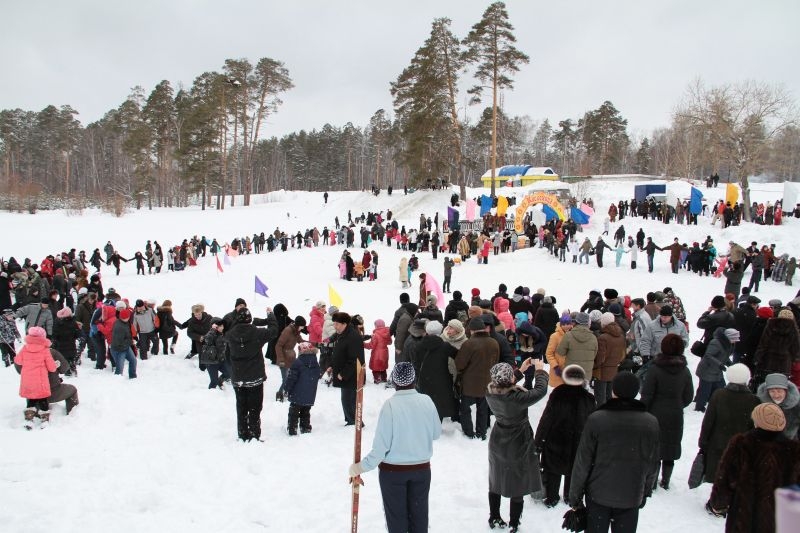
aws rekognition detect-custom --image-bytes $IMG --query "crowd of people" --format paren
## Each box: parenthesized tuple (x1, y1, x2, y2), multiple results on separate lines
(3, 193, 800, 533)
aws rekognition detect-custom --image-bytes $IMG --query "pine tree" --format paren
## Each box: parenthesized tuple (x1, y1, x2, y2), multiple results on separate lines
(462, 1, 529, 197)
(636, 138, 651, 174)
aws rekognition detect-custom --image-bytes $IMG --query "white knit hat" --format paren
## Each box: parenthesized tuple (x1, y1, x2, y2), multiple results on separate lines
(727, 363, 750, 385)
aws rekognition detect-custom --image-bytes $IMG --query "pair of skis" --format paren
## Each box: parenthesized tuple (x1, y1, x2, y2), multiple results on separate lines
(349, 360, 366, 532)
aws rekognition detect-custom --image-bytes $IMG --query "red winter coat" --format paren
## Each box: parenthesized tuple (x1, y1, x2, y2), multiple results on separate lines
(96, 304, 118, 341)
(481, 240, 492, 258)
(308, 306, 325, 344)
(15, 336, 57, 399)
(364, 326, 391, 372)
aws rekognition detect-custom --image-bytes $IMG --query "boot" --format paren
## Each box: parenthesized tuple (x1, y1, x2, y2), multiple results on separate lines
(300, 407, 312, 434)
(23, 408, 37, 430)
(288, 405, 299, 435)
(39, 410, 50, 429)
(66, 392, 79, 415)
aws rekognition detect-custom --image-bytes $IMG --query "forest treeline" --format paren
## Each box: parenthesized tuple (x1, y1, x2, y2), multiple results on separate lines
(1, 2, 797, 213)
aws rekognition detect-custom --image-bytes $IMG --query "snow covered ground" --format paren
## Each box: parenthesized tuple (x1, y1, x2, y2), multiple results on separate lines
(1, 180, 797, 532)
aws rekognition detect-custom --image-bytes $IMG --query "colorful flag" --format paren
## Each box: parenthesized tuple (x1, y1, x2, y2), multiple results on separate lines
(328, 284, 343, 308)
(689, 187, 704, 215)
(223, 253, 231, 266)
(466, 199, 476, 221)
(496, 196, 508, 216)
(480, 195, 493, 216)
(726, 183, 739, 206)
(216, 256, 224, 273)
(254, 276, 268, 297)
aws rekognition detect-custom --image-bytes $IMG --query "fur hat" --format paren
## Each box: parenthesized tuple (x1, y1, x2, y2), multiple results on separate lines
(162, 299, 172, 307)
(751, 403, 786, 432)
(490, 362, 515, 386)
(536, 288, 546, 296)
(119, 309, 133, 321)
(331, 312, 351, 324)
(297, 342, 318, 355)
(604, 288, 618, 300)
(468, 317, 487, 332)
(562, 364, 586, 386)
(425, 320, 443, 336)
(608, 303, 623, 316)
(764, 373, 789, 390)
(778, 309, 795, 320)
(574, 312, 590, 326)
(726, 363, 751, 385)
(391, 362, 416, 387)
(294, 315, 307, 327)
(409, 319, 428, 337)
(57, 307, 72, 319)
(660, 333, 684, 357)
(600, 312, 615, 328)
(542, 296, 553, 305)
(612, 371, 640, 399)
(28, 326, 47, 338)
(588, 310, 603, 323)
(711, 295, 726, 309)
(452, 290, 463, 300)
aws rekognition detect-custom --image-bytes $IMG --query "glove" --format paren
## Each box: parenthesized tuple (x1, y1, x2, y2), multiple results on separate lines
(554, 366, 562, 377)
(349, 462, 364, 478)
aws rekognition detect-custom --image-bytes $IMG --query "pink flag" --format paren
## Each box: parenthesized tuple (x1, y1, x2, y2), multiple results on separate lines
(216, 256, 224, 273)
(580, 203, 595, 216)
(466, 199, 476, 222)
(424, 272, 444, 311)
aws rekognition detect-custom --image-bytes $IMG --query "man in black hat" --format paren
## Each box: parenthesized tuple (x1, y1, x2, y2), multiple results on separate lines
(330, 312, 366, 425)
(732, 295, 760, 364)
(569, 372, 660, 532)
(696, 296, 735, 347)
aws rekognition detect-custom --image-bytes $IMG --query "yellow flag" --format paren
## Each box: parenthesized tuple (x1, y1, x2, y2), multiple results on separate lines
(328, 284, 343, 308)
(726, 183, 739, 205)
(497, 195, 509, 216)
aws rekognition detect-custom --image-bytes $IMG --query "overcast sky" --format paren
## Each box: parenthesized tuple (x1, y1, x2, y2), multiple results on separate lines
(2, 0, 798, 140)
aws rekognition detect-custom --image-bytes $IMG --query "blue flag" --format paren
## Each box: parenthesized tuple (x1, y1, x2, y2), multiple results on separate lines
(690, 187, 703, 215)
(447, 206, 460, 230)
(254, 275, 269, 297)
(480, 194, 492, 216)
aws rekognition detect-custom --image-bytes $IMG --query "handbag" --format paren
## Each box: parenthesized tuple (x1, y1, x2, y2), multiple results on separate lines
(688, 450, 705, 489)
(561, 506, 587, 532)
(690, 340, 707, 357)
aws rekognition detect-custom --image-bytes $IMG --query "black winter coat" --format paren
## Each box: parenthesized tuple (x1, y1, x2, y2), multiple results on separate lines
(443, 299, 470, 323)
(533, 301, 560, 339)
(698, 383, 760, 483)
(199, 328, 227, 365)
(331, 324, 365, 389)
(156, 306, 178, 339)
(508, 295, 534, 320)
(51, 317, 81, 359)
(226, 322, 277, 385)
(535, 384, 596, 474)
(696, 309, 735, 343)
(640, 354, 694, 461)
(413, 335, 458, 419)
(569, 398, 660, 509)
(285, 353, 321, 406)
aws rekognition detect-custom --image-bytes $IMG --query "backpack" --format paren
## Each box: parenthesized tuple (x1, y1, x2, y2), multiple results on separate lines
(456, 309, 469, 326)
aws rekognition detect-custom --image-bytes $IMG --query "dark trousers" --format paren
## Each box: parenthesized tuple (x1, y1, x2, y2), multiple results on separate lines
(543, 467, 572, 501)
(288, 404, 312, 432)
(379, 468, 431, 533)
(442, 275, 451, 292)
(234, 384, 264, 441)
(137, 331, 158, 358)
(489, 492, 524, 527)
(748, 269, 762, 292)
(92, 333, 109, 368)
(594, 380, 611, 407)
(695, 378, 725, 411)
(26, 398, 49, 411)
(586, 496, 639, 533)
(206, 360, 231, 388)
(341, 387, 357, 424)
(160, 333, 178, 354)
(1, 343, 16, 366)
(459, 395, 488, 437)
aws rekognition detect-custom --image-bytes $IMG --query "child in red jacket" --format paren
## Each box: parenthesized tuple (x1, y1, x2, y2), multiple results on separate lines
(364, 319, 391, 384)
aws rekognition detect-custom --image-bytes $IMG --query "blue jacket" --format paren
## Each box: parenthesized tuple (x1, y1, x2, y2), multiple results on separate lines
(285, 352, 321, 406)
